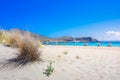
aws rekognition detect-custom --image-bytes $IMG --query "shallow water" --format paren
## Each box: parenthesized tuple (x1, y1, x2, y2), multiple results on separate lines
(42, 41, 120, 47)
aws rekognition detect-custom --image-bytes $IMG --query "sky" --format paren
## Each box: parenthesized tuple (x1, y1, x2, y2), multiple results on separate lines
(0, 0, 120, 41)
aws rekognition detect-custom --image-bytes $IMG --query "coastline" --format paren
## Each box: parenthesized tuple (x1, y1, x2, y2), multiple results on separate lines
(42, 41, 120, 47)
(42, 45, 120, 48)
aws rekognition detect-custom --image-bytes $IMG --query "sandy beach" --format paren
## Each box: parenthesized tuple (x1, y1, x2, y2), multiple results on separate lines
(0, 44, 120, 80)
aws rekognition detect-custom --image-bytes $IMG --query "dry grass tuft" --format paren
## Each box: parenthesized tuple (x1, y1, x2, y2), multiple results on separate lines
(5, 30, 23, 48)
(0, 31, 2, 42)
(0, 29, 42, 68)
(0, 31, 10, 45)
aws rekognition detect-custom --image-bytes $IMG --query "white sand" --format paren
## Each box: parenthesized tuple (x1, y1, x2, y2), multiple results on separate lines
(0, 45, 120, 80)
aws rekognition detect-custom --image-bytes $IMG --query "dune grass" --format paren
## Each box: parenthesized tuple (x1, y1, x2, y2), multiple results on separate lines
(0, 31, 2, 42)
(0, 29, 42, 68)
(0, 31, 10, 45)
(63, 50, 69, 55)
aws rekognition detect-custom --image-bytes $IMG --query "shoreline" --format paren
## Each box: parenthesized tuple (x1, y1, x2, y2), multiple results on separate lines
(42, 41, 120, 47)
(42, 45, 120, 48)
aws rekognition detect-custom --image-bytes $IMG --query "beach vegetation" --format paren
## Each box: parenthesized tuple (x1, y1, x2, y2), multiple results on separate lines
(0, 29, 42, 67)
(63, 50, 69, 55)
(58, 55, 61, 58)
(76, 56, 80, 59)
(0, 31, 10, 45)
(43, 61, 54, 77)
(0, 31, 2, 42)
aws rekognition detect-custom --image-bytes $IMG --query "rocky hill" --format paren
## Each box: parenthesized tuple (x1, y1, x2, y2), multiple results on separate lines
(58, 36, 98, 42)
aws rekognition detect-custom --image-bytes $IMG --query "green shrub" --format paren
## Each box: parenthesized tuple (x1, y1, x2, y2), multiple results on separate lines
(43, 61, 54, 77)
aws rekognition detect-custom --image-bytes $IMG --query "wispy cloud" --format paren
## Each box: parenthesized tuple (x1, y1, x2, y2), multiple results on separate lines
(106, 31, 120, 37)
(106, 31, 120, 40)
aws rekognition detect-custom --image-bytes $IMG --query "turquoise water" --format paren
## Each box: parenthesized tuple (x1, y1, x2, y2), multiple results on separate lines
(42, 42, 120, 47)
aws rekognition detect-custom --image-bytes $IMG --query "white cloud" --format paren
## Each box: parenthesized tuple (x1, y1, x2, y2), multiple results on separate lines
(106, 31, 120, 40)
(106, 31, 120, 37)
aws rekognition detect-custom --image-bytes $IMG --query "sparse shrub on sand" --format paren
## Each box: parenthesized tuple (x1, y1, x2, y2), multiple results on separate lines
(58, 55, 61, 58)
(76, 56, 80, 59)
(63, 50, 69, 55)
(9, 33, 41, 67)
(0, 29, 42, 68)
(43, 61, 54, 77)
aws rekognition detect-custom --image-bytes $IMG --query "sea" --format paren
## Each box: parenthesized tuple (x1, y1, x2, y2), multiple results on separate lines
(42, 41, 120, 47)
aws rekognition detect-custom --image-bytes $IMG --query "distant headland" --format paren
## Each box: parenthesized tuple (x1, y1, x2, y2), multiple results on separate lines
(0, 29, 99, 42)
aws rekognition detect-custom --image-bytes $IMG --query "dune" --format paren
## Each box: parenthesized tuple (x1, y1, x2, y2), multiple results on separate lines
(0, 44, 120, 80)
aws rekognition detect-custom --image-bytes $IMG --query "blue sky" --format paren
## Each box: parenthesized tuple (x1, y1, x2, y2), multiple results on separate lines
(0, 0, 120, 40)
